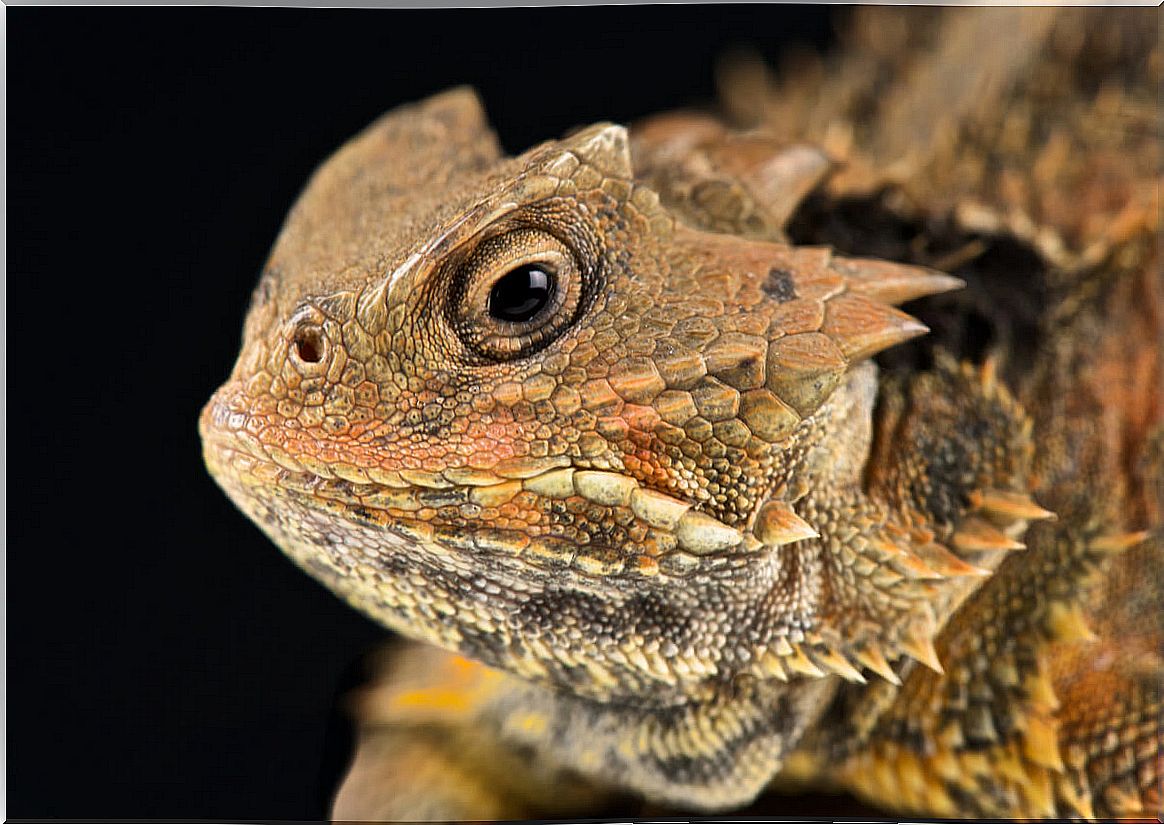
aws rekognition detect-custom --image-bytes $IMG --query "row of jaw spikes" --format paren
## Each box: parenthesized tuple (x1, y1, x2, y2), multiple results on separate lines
(739, 474, 1061, 688)
(742, 621, 944, 687)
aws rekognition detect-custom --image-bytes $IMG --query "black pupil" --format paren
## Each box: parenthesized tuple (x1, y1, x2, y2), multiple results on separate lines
(488, 265, 554, 323)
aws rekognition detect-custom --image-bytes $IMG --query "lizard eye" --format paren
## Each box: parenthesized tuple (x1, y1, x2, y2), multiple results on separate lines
(489, 264, 556, 323)
(452, 228, 583, 361)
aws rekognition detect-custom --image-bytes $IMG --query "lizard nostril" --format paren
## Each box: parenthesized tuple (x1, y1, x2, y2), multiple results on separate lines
(292, 326, 325, 364)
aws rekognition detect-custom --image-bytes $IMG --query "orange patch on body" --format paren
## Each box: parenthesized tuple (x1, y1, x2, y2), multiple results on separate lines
(384, 654, 505, 723)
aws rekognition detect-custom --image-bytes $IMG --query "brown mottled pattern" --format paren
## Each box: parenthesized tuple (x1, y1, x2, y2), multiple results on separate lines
(201, 9, 1159, 819)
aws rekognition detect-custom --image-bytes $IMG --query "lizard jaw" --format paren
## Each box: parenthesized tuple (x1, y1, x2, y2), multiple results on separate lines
(200, 390, 787, 581)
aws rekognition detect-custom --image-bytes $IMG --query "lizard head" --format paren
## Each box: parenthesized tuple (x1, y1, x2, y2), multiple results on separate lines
(201, 88, 964, 701)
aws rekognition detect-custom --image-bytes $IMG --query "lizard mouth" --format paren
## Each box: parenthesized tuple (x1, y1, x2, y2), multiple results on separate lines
(200, 396, 758, 579)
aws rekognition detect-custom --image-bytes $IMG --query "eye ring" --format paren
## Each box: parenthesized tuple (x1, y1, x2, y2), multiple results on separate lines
(450, 228, 585, 362)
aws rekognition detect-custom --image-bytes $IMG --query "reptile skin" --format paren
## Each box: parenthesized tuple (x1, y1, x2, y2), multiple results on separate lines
(201, 8, 1161, 819)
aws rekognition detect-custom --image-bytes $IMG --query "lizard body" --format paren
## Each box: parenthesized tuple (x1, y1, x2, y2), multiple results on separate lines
(201, 8, 1161, 818)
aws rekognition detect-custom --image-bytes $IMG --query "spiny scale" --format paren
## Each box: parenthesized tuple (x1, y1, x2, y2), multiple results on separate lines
(753, 499, 819, 546)
(818, 292, 931, 363)
(810, 647, 867, 684)
(854, 644, 902, 686)
(952, 517, 1026, 552)
(969, 489, 1057, 523)
(1090, 529, 1151, 554)
(834, 257, 965, 305)
(913, 542, 991, 577)
(900, 623, 945, 674)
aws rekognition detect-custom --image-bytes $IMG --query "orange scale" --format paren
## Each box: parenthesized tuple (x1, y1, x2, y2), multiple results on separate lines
(251, 396, 279, 416)
(627, 430, 654, 450)
(352, 449, 383, 468)
(489, 444, 517, 461)
(345, 421, 374, 439)
(257, 426, 285, 446)
(633, 556, 660, 574)
(629, 448, 660, 467)
(509, 442, 532, 458)
(484, 423, 512, 440)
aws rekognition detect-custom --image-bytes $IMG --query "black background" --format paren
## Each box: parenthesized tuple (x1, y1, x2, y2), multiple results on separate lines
(8, 7, 846, 820)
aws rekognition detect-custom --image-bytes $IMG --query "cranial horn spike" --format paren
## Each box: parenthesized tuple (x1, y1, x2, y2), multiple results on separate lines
(970, 489, 1057, 522)
(754, 500, 819, 547)
(819, 293, 930, 363)
(952, 517, 1026, 552)
(712, 142, 833, 230)
(854, 645, 902, 686)
(833, 256, 965, 305)
(900, 625, 944, 674)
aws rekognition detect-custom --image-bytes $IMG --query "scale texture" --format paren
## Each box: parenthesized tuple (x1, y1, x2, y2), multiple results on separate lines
(201, 8, 1161, 819)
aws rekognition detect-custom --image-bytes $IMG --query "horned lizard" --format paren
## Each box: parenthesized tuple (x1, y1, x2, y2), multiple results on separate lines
(200, 7, 1161, 819)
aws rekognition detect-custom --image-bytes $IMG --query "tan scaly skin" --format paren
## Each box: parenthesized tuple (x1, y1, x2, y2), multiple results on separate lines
(201, 9, 1160, 819)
